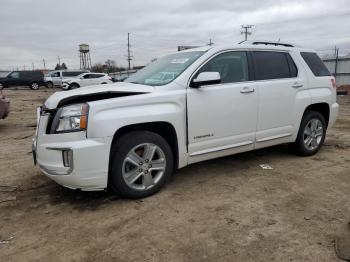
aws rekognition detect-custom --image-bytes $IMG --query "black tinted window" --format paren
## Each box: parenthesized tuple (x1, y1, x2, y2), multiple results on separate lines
(197, 51, 249, 84)
(300, 52, 331, 77)
(93, 74, 104, 78)
(253, 51, 295, 80)
(62, 71, 84, 77)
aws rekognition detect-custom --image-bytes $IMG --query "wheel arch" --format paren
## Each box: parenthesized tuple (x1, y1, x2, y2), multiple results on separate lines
(303, 103, 330, 126)
(109, 121, 179, 171)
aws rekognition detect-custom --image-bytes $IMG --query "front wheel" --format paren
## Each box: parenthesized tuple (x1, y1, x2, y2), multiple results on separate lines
(30, 82, 40, 90)
(294, 111, 326, 156)
(69, 83, 79, 90)
(109, 131, 174, 199)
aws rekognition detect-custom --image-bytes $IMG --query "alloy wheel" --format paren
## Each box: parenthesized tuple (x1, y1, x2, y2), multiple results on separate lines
(122, 143, 166, 191)
(303, 118, 324, 151)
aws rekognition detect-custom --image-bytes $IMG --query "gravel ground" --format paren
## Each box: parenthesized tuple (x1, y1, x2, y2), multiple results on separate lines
(0, 87, 349, 262)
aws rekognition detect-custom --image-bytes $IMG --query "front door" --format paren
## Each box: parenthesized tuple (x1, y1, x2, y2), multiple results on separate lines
(187, 51, 258, 162)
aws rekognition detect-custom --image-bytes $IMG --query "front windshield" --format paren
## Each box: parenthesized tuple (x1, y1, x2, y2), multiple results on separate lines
(126, 51, 205, 86)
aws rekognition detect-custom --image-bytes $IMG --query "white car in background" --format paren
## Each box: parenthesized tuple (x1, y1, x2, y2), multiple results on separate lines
(45, 70, 89, 88)
(61, 73, 112, 90)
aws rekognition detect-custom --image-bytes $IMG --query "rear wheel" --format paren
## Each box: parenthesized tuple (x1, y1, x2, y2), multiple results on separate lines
(30, 82, 40, 90)
(294, 111, 326, 156)
(46, 81, 53, 88)
(109, 131, 174, 199)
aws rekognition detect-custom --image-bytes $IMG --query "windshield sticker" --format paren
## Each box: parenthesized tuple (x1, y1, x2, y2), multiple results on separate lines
(170, 58, 189, 64)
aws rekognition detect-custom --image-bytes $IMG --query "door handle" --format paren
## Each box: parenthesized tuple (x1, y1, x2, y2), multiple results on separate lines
(292, 82, 303, 88)
(240, 87, 255, 94)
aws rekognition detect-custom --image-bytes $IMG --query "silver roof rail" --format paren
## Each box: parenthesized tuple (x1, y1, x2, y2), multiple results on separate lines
(239, 40, 295, 48)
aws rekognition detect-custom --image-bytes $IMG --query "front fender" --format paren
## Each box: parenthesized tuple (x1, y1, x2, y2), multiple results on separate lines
(87, 91, 188, 167)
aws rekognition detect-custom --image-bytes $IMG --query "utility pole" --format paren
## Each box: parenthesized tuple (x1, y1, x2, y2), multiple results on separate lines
(43, 59, 46, 70)
(334, 46, 339, 78)
(57, 56, 61, 66)
(208, 38, 214, 46)
(127, 32, 133, 70)
(241, 25, 254, 41)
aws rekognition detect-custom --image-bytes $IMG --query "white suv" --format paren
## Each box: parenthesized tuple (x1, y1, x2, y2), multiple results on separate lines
(33, 41, 339, 198)
(61, 73, 112, 90)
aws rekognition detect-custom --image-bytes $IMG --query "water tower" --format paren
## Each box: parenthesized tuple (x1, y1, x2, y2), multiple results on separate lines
(79, 44, 92, 69)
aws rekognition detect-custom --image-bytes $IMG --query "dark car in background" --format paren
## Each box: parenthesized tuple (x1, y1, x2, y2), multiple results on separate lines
(0, 84, 10, 119)
(0, 71, 44, 90)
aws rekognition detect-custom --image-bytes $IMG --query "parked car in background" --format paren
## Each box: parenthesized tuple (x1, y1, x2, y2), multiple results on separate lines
(0, 71, 44, 90)
(0, 84, 10, 119)
(110, 69, 137, 82)
(33, 41, 338, 198)
(45, 70, 89, 88)
(61, 73, 112, 90)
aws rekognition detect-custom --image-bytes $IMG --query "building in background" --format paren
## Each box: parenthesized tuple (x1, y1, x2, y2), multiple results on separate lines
(323, 55, 350, 87)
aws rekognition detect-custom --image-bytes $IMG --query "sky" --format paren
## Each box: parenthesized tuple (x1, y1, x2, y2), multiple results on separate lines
(0, 0, 350, 70)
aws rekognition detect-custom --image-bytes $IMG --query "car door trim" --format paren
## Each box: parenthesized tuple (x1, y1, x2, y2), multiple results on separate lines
(189, 140, 253, 156)
(256, 133, 292, 143)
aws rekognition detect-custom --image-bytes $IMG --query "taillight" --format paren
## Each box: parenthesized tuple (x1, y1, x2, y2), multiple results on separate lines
(331, 78, 336, 89)
(108, 76, 112, 80)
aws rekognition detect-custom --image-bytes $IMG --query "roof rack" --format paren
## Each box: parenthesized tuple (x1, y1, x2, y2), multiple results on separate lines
(251, 41, 294, 47)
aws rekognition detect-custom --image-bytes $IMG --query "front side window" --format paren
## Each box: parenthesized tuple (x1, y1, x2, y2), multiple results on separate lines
(195, 51, 249, 84)
(253, 51, 296, 80)
(300, 52, 331, 77)
(82, 74, 91, 79)
(9, 72, 20, 79)
(126, 51, 205, 86)
(51, 72, 60, 77)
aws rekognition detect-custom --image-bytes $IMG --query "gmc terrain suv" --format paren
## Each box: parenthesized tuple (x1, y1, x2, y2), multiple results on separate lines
(33, 41, 338, 198)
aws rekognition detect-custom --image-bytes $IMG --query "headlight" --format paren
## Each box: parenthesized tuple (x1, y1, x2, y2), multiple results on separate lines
(54, 103, 89, 133)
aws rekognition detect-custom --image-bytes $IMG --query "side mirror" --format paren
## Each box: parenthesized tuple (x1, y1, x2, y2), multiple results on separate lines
(191, 72, 221, 88)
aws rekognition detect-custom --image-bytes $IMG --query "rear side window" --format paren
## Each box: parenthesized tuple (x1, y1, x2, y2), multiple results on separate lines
(300, 52, 331, 77)
(253, 51, 297, 80)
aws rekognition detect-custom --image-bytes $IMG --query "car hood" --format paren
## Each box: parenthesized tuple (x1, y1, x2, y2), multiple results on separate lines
(44, 82, 155, 109)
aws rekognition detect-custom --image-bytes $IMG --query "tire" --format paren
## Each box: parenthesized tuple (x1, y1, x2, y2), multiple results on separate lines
(69, 83, 79, 90)
(109, 131, 174, 199)
(30, 82, 40, 90)
(294, 111, 326, 156)
(46, 81, 53, 88)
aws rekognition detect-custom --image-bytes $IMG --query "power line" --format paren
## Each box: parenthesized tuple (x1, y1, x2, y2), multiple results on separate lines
(127, 32, 133, 70)
(241, 25, 254, 41)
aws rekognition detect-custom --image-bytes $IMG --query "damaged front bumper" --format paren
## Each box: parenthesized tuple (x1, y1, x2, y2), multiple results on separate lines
(33, 108, 112, 191)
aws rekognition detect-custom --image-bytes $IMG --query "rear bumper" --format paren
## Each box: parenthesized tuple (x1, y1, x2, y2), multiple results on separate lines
(328, 102, 339, 128)
(34, 113, 112, 191)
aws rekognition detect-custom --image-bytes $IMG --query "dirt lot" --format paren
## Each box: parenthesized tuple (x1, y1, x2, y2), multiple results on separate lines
(0, 88, 350, 262)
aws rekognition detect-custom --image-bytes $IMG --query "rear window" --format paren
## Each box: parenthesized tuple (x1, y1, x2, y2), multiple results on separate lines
(253, 51, 297, 80)
(300, 52, 331, 77)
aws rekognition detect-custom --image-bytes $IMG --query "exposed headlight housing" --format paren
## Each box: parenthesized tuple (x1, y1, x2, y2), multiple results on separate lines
(52, 103, 89, 133)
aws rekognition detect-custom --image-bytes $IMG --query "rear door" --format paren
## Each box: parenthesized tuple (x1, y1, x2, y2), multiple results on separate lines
(252, 51, 305, 148)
